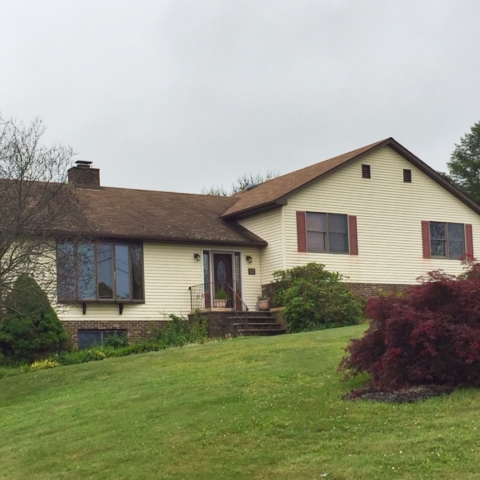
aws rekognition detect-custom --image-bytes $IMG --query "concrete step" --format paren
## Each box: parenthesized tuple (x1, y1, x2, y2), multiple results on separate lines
(233, 322, 282, 329)
(236, 329, 287, 336)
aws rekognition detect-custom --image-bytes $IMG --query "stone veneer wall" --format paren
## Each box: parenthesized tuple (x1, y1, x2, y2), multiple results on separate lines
(63, 320, 168, 348)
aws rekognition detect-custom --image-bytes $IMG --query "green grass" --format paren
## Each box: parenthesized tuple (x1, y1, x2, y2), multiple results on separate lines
(1, 325, 480, 479)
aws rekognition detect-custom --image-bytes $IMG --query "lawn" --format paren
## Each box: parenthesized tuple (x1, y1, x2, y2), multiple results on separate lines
(1, 325, 480, 479)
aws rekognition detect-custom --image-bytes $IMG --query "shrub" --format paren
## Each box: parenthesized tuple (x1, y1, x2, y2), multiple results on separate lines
(30, 359, 61, 371)
(0, 274, 69, 364)
(339, 263, 480, 390)
(50, 312, 208, 368)
(103, 333, 129, 349)
(154, 312, 208, 346)
(271, 263, 363, 332)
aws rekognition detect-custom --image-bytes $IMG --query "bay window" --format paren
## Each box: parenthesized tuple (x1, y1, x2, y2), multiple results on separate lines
(57, 241, 144, 302)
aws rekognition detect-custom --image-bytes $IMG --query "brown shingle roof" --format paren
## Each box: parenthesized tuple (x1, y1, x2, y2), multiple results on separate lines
(221, 138, 480, 219)
(70, 187, 267, 246)
(221, 139, 387, 218)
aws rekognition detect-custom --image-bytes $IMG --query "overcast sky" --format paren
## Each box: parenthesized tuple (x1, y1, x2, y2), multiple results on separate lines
(1, 1, 479, 193)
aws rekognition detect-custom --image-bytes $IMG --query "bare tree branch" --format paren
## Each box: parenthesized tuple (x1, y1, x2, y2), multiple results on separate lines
(0, 115, 87, 307)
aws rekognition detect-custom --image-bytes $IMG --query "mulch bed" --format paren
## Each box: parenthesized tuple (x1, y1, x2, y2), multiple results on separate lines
(342, 385, 455, 404)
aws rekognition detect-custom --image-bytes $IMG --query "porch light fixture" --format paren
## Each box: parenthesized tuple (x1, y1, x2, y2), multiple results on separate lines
(193, 253, 201, 261)
(246, 255, 253, 264)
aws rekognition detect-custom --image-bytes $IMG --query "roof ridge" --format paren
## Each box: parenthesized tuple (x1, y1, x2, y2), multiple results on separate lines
(221, 138, 391, 218)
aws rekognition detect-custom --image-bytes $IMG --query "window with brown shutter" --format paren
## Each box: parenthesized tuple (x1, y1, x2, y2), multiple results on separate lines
(422, 221, 473, 260)
(297, 212, 356, 254)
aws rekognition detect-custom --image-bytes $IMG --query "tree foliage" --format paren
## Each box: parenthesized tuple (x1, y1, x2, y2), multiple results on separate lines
(444, 120, 480, 204)
(271, 263, 363, 332)
(339, 263, 480, 391)
(0, 274, 69, 363)
(202, 171, 279, 196)
(0, 115, 84, 303)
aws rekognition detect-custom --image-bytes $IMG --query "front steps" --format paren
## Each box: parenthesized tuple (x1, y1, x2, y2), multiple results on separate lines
(229, 311, 287, 336)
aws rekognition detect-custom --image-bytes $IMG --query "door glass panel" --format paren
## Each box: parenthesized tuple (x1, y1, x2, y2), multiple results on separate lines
(217, 260, 227, 285)
(234, 253, 241, 291)
(115, 245, 130, 300)
(203, 252, 210, 292)
(97, 244, 114, 299)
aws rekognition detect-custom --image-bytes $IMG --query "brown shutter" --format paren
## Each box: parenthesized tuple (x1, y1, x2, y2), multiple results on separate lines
(348, 216, 358, 255)
(421, 221, 431, 258)
(466, 224, 474, 259)
(296, 211, 307, 252)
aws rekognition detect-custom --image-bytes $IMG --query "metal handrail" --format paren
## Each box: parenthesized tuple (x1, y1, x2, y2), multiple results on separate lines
(227, 284, 250, 332)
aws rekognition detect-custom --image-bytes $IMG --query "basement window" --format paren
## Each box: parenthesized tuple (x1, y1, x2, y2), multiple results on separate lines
(78, 330, 127, 350)
(361, 164, 371, 179)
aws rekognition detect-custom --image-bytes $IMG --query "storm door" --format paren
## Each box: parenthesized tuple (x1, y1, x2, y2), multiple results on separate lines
(213, 253, 234, 308)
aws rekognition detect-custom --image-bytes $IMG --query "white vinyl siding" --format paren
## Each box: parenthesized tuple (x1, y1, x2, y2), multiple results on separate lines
(58, 243, 262, 323)
(238, 208, 285, 284)
(281, 146, 480, 284)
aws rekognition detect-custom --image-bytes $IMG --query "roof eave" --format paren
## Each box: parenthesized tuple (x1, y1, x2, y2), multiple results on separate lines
(222, 137, 480, 220)
(50, 230, 268, 247)
(221, 199, 287, 220)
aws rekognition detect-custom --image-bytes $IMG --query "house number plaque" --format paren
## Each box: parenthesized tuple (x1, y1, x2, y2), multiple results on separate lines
(248, 268, 256, 275)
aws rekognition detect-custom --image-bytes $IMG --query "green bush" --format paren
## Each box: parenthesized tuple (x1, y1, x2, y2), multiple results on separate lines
(50, 312, 208, 368)
(154, 312, 208, 346)
(0, 274, 69, 364)
(271, 263, 363, 332)
(103, 333, 129, 349)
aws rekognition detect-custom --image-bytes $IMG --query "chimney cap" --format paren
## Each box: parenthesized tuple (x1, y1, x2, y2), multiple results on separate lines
(75, 160, 93, 168)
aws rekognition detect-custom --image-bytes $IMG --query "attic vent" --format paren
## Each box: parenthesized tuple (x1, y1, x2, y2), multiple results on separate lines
(245, 183, 257, 191)
(361, 164, 371, 179)
(403, 169, 412, 183)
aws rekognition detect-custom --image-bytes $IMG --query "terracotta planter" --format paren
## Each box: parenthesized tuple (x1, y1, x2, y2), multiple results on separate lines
(214, 299, 227, 308)
(258, 299, 270, 311)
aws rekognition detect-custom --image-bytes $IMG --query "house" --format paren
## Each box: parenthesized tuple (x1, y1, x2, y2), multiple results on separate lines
(57, 138, 480, 347)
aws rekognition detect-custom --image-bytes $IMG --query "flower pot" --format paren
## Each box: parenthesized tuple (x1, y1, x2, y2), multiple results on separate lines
(258, 299, 270, 311)
(214, 299, 227, 308)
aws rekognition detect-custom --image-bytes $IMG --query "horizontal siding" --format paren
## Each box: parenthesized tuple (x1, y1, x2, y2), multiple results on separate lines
(282, 146, 480, 284)
(239, 208, 285, 284)
(59, 243, 262, 323)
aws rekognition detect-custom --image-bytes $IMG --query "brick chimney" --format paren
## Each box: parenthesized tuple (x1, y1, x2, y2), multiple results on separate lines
(68, 161, 100, 188)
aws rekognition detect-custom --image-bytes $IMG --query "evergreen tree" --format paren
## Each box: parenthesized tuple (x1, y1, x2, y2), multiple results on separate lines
(445, 120, 480, 204)
(0, 274, 68, 363)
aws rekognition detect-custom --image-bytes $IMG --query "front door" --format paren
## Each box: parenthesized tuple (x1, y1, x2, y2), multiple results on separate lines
(213, 253, 233, 308)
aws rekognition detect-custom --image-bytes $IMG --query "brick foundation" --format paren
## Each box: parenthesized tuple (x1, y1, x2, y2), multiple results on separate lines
(63, 320, 168, 348)
(346, 283, 410, 298)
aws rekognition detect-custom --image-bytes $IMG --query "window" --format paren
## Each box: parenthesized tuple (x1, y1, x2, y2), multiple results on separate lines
(430, 222, 465, 259)
(306, 212, 349, 253)
(78, 330, 127, 350)
(403, 169, 412, 183)
(361, 164, 371, 179)
(57, 242, 144, 302)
